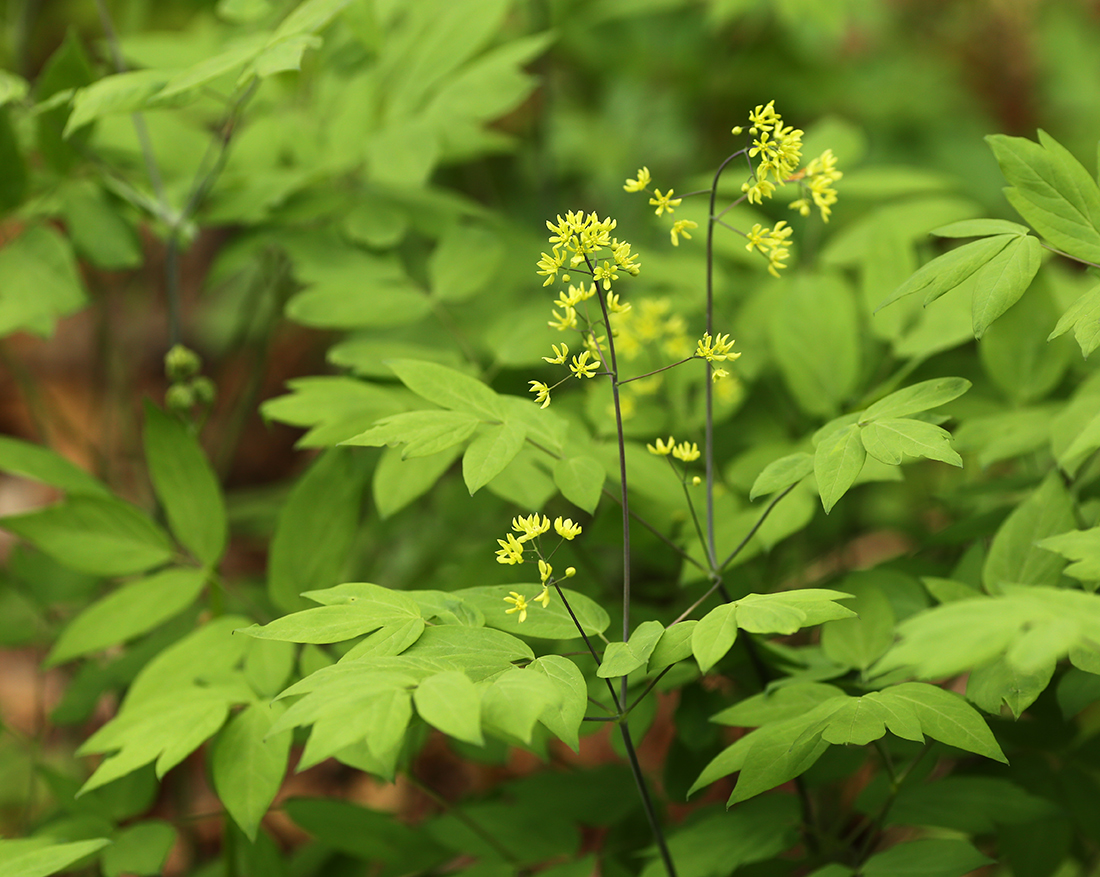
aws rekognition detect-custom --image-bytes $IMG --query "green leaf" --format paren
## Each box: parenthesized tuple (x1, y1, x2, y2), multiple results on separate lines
(156, 34, 267, 101)
(142, 403, 227, 567)
(749, 452, 813, 500)
(373, 445, 461, 518)
(244, 639, 296, 698)
(342, 617, 425, 661)
(102, 820, 175, 877)
(249, 33, 322, 79)
(403, 624, 534, 668)
(967, 655, 1055, 718)
(814, 423, 866, 514)
(932, 218, 1031, 237)
(455, 585, 609, 639)
(285, 279, 431, 329)
(692, 604, 738, 674)
(727, 704, 838, 804)
(261, 376, 410, 448)
(821, 577, 896, 671)
(271, 0, 353, 41)
(342, 409, 481, 458)
(283, 798, 440, 866)
(970, 233, 1042, 338)
(414, 671, 484, 745)
(463, 421, 527, 494)
(1049, 282, 1100, 358)
(387, 359, 504, 420)
(64, 70, 171, 135)
(1, 496, 173, 576)
(883, 682, 1007, 762)
(553, 456, 605, 513)
(529, 655, 586, 751)
(0, 71, 29, 106)
(988, 130, 1100, 264)
(61, 181, 141, 269)
(0, 839, 111, 877)
(887, 777, 1054, 832)
(860, 419, 963, 467)
(861, 377, 972, 422)
(0, 224, 87, 337)
(597, 621, 665, 678)
(429, 224, 504, 302)
(0, 435, 109, 497)
(647, 621, 697, 674)
(0, 108, 28, 214)
(862, 839, 993, 877)
(711, 682, 847, 727)
(876, 235, 1012, 312)
(481, 667, 559, 744)
(47, 567, 206, 665)
(268, 449, 367, 612)
(733, 595, 806, 635)
(816, 696, 893, 746)
(1037, 527, 1100, 581)
(768, 272, 860, 417)
(240, 584, 420, 643)
(983, 474, 1075, 593)
(78, 683, 247, 793)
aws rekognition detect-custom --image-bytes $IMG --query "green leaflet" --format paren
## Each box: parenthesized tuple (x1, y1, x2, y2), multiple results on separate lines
(749, 452, 814, 500)
(876, 234, 1013, 313)
(239, 583, 421, 643)
(342, 409, 481, 458)
(481, 666, 560, 744)
(932, 218, 1032, 238)
(983, 474, 1075, 593)
(887, 776, 1053, 832)
(261, 376, 412, 448)
(0, 839, 111, 877)
(0, 224, 88, 337)
(463, 420, 527, 494)
(553, 455, 605, 513)
(64, 69, 172, 136)
(413, 671, 484, 745)
(1, 495, 174, 577)
(47, 567, 207, 666)
(387, 358, 504, 420)
(967, 655, 1055, 718)
(429, 224, 505, 302)
(647, 621, 697, 674)
(0, 434, 109, 497)
(988, 130, 1100, 264)
(597, 620, 665, 678)
(528, 655, 586, 752)
(101, 822, 175, 877)
(373, 444, 463, 518)
(862, 839, 992, 877)
(860, 419, 963, 468)
(711, 682, 847, 727)
(692, 604, 738, 674)
(143, 403, 227, 567)
(969, 233, 1042, 338)
(861, 377, 971, 422)
(211, 702, 291, 841)
(814, 423, 866, 514)
(1037, 527, 1100, 581)
(1049, 282, 1100, 358)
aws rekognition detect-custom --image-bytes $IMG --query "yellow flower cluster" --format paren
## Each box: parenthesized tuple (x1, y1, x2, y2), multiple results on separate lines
(647, 436, 701, 462)
(496, 514, 582, 622)
(737, 101, 804, 205)
(623, 168, 698, 247)
(744, 221, 794, 278)
(789, 149, 843, 222)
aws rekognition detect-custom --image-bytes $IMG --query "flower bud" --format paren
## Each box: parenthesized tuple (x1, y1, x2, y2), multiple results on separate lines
(165, 344, 201, 382)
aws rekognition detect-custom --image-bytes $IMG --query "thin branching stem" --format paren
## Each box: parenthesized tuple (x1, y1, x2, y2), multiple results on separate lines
(719, 482, 798, 570)
(620, 356, 695, 384)
(619, 722, 678, 877)
(554, 584, 622, 712)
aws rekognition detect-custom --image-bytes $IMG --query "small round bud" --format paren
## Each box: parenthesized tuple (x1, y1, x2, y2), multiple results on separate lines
(165, 344, 201, 382)
(732, 126, 743, 135)
(692, 476, 702, 486)
(191, 376, 216, 406)
(165, 383, 195, 412)
(565, 567, 576, 578)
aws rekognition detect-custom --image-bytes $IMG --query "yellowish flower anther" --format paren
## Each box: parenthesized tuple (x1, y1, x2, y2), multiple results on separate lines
(504, 591, 529, 622)
(554, 517, 582, 540)
(647, 436, 675, 456)
(672, 441, 701, 462)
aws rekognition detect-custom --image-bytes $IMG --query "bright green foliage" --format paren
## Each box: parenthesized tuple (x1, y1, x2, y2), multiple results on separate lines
(8, 4, 1100, 877)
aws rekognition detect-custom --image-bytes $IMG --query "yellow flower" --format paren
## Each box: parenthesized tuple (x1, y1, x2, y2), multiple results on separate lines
(570, 351, 600, 379)
(512, 513, 551, 542)
(606, 292, 631, 314)
(543, 343, 569, 365)
(649, 188, 682, 217)
(504, 591, 529, 622)
(593, 260, 619, 290)
(495, 534, 526, 565)
(612, 240, 640, 275)
(529, 381, 551, 409)
(712, 367, 730, 382)
(536, 248, 566, 286)
(539, 559, 553, 583)
(695, 332, 740, 363)
(554, 517, 583, 540)
(672, 441, 701, 462)
(548, 306, 577, 331)
(533, 585, 551, 609)
(624, 167, 652, 192)
(670, 220, 698, 246)
(647, 436, 675, 456)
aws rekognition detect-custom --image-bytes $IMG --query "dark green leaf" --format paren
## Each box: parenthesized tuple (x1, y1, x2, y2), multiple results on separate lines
(862, 838, 993, 877)
(983, 474, 1075, 593)
(102, 820, 175, 877)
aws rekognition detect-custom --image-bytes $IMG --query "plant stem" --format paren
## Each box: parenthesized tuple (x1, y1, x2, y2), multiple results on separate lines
(554, 584, 622, 712)
(619, 356, 695, 384)
(719, 482, 798, 570)
(619, 722, 678, 877)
